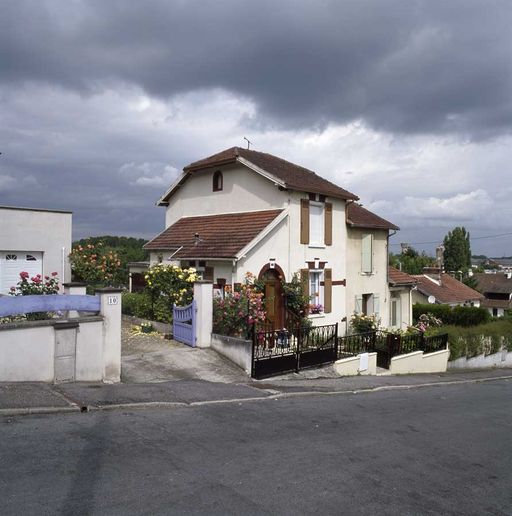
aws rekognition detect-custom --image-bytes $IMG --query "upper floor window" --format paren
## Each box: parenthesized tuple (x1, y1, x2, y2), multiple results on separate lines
(213, 170, 223, 192)
(300, 198, 332, 246)
(361, 233, 373, 273)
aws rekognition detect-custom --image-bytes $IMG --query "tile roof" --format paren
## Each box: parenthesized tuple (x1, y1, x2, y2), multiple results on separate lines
(473, 273, 512, 295)
(144, 209, 284, 258)
(183, 147, 359, 201)
(412, 273, 484, 304)
(388, 266, 416, 286)
(346, 203, 399, 230)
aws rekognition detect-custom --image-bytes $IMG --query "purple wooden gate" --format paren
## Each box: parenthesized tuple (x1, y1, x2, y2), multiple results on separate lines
(172, 300, 196, 347)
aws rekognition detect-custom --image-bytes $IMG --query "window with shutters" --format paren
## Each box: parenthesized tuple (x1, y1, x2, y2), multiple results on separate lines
(361, 233, 373, 273)
(309, 202, 324, 246)
(356, 293, 380, 318)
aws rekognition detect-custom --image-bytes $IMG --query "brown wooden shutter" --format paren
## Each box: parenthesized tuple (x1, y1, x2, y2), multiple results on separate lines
(324, 202, 333, 246)
(324, 268, 332, 313)
(300, 268, 309, 299)
(300, 199, 310, 244)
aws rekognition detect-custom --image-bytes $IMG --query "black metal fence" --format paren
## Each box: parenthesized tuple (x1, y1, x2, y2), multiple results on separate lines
(338, 331, 449, 369)
(251, 323, 338, 379)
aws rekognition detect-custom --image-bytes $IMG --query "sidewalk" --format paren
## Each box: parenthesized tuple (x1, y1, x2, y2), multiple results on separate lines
(1, 368, 511, 416)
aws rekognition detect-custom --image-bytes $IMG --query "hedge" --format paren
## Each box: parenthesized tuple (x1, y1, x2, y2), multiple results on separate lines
(413, 303, 490, 327)
(429, 320, 512, 360)
(122, 292, 173, 324)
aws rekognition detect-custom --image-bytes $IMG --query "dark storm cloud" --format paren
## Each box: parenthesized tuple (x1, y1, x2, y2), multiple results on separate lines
(2, 0, 512, 137)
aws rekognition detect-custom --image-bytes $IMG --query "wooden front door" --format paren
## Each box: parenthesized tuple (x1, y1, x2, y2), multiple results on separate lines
(262, 269, 284, 329)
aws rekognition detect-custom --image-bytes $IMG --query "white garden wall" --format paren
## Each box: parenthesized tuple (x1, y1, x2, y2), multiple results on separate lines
(334, 352, 377, 376)
(448, 349, 512, 370)
(389, 349, 449, 374)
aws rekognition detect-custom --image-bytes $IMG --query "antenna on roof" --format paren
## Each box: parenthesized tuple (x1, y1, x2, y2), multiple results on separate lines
(243, 137, 252, 150)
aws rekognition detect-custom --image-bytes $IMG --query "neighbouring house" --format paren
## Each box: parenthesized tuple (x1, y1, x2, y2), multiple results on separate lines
(388, 266, 416, 329)
(144, 146, 403, 328)
(127, 261, 150, 292)
(0, 206, 72, 294)
(473, 272, 512, 317)
(345, 203, 399, 329)
(411, 267, 484, 307)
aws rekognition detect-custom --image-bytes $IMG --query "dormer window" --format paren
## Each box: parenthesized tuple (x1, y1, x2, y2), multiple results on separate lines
(213, 170, 223, 192)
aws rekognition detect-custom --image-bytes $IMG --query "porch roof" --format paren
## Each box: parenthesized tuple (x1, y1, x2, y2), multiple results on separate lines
(346, 203, 399, 231)
(144, 209, 284, 259)
(388, 266, 416, 286)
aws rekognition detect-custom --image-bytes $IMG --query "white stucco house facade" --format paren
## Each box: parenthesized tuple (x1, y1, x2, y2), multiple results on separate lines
(144, 147, 408, 329)
(0, 206, 72, 294)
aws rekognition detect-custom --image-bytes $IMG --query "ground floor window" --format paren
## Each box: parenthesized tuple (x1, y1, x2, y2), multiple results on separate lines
(355, 293, 380, 318)
(390, 292, 401, 327)
(309, 270, 324, 313)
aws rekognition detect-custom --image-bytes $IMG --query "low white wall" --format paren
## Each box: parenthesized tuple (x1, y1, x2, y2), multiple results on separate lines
(334, 352, 377, 376)
(448, 349, 512, 370)
(211, 333, 252, 374)
(390, 349, 449, 374)
(0, 324, 55, 381)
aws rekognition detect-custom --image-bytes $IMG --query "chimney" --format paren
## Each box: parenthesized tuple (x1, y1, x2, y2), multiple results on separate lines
(436, 245, 445, 272)
(400, 243, 409, 254)
(194, 233, 200, 246)
(423, 266, 442, 284)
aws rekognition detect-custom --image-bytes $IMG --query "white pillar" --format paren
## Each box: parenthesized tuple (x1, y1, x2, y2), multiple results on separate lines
(193, 280, 213, 348)
(95, 287, 122, 382)
(63, 282, 87, 318)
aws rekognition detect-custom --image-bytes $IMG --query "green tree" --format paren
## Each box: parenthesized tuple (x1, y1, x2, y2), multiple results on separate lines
(443, 227, 471, 273)
(389, 247, 435, 275)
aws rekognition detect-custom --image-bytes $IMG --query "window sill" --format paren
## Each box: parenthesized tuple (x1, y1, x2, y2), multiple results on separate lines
(308, 244, 326, 249)
(308, 313, 325, 319)
(360, 271, 374, 276)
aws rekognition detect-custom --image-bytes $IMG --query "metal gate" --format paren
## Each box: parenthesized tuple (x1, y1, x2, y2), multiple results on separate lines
(172, 300, 196, 347)
(252, 323, 338, 379)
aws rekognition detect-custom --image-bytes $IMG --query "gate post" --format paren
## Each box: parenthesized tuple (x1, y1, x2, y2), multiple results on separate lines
(95, 287, 122, 382)
(193, 280, 213, 348)
(63, 282, 87, 318)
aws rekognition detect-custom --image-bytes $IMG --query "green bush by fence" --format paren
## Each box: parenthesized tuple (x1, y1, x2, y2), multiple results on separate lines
(429, 320, 512, 360)
(122, 292, 172, 324)
(413, 303, 490, 327)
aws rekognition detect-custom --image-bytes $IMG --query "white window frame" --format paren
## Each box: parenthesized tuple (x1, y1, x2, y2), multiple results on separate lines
(309, 269, 324, 312)
(309, 201, 325, 247)
(390, 293, 401, 328)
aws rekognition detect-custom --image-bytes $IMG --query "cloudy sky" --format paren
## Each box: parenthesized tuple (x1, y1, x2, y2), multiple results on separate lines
(1, 0, 512, 256)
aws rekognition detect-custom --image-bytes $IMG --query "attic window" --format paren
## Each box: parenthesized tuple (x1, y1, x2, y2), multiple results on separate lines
(213, 170, 223, 192)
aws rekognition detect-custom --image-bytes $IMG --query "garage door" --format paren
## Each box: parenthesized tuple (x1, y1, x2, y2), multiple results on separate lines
(0, 252, 43, 294)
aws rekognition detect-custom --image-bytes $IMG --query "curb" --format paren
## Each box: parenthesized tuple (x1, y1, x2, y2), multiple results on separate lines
(1, 374, 510, 417)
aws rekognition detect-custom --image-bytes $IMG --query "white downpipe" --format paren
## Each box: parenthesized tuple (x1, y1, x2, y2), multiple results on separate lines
(61, 246, 66, 288)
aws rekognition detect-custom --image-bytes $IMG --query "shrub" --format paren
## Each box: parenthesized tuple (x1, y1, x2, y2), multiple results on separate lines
(9, 271, 60, 320)
(213, 273, 266, 338)
(350, 313, 380, 334)
(413, 303, 490, 327)
(429, 320, 512, 360)
(122, 292, 153, 319)
(122, 292, 174, 324)
(69, 241, 124, 287)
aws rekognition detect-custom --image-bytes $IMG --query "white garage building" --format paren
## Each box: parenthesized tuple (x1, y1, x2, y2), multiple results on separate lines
(0, 206, 72, 294)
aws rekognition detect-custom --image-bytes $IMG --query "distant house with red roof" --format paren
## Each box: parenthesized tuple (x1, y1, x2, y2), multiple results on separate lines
(144, 147, 406, 328)
(411, 267, 484, 307)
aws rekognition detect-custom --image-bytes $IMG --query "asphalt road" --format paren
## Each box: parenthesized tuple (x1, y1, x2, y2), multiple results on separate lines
(1, 380, 511, 515)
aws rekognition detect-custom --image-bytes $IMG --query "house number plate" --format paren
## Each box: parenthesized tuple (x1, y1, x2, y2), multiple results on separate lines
(108, 296, 119, 305)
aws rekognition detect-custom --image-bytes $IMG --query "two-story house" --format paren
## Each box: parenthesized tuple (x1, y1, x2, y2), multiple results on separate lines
(345, 203, 399, 328)
(144, 147, 401, 328)
(474, 272, 512, 316)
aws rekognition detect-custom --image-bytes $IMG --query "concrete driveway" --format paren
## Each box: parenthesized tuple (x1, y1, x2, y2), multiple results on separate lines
(121, 320, 249, 383)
